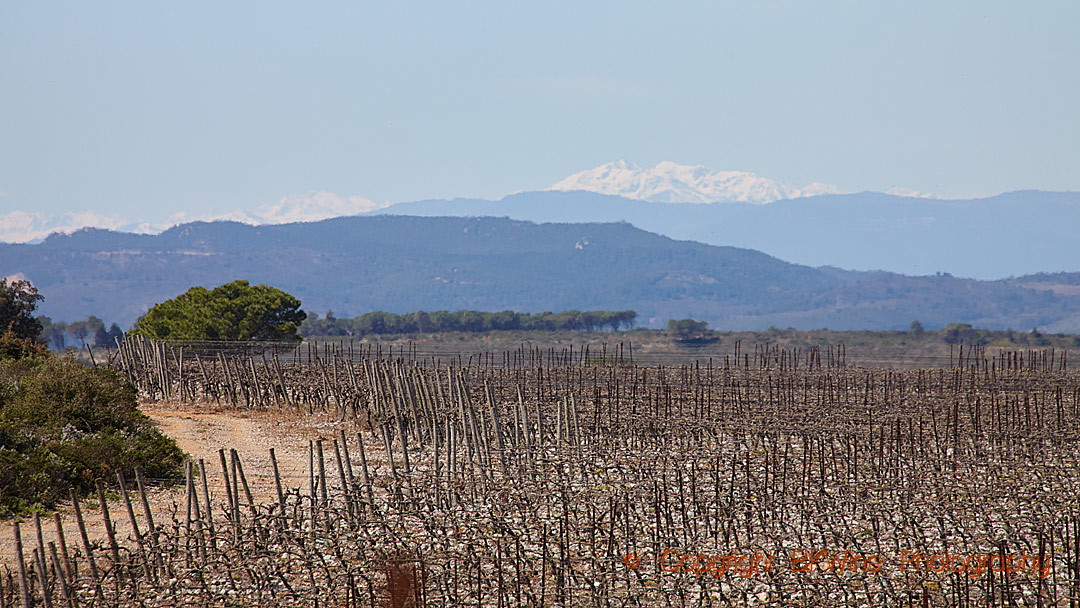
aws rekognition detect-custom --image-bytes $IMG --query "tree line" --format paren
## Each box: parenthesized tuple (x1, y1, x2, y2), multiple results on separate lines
(39, 314, 124, 350)
(300, 309, 638, 337)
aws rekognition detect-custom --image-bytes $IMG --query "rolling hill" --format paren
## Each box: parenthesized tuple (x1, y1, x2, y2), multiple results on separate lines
(375, 189, 1080, 280)
(3, 215, 1080, 332)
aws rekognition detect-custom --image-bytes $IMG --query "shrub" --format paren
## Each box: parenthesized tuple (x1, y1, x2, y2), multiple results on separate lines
(666, 318, 709, 337)
(0, 330, 49, 361)
(0, 347, 184, 516)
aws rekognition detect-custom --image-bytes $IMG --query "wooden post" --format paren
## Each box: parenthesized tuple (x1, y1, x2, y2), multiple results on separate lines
(270, 448, 286, 513)
(316, 440, 329, 505)
(13, 522, 31, 608)
(34, 545, 52, 608)
(354, 432, 376, 511)
(197, 460, 216, 550)
(47, 543, 75, 608)
(95, 479, 124, 584)
(69, 489, 104, 603)
(116, 471, 155, 582)
(52, 513, 74, 585)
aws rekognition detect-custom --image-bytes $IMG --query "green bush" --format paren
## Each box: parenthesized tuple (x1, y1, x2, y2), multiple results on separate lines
(666, 318, 709, 337)
(0, 330, 48, 361)
(0, 339, 184, 516)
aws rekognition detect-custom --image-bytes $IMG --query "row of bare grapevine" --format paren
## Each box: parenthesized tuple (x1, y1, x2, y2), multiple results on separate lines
(4, 336, 1076, 606)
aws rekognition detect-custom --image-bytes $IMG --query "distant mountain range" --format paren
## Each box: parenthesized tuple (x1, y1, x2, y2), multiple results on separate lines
(375, 189, 1080, 280)
(3, 161, 1078, 327)
(0, 161, 854, 244)
(549, 161, 841, 204)
(4, 159, 1075, 281)
(4, 216, 1080, 333)
(0, 191, 389, 244)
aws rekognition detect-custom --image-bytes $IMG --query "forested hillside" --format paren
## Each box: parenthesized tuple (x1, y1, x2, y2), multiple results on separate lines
(377, 189, 1080, 279)
(3, 216, 1080, 331)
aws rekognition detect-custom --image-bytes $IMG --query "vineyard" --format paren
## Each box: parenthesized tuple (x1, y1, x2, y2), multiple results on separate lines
(4, 336, 1080, 607)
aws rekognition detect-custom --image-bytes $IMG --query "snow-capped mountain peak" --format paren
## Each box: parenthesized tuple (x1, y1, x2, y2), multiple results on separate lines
(0, 191, 390, 243)
(549, 161, 841, 204)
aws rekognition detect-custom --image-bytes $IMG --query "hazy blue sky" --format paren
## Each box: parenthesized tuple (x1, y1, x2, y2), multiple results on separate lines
(1, 1, 1077, 238)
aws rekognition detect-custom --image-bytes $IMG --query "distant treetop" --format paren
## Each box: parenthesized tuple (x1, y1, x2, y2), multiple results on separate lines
(131, 280, 306, 341)
(0, 278, 44, 342)
(301, 309, 637, 336)
(666, 318, 709, 338)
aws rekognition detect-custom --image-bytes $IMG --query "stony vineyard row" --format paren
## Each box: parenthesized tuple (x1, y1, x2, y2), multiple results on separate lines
(4, 336, 1080, 606)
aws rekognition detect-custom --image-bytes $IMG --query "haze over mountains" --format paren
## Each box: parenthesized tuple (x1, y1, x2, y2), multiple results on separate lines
(0, 160, 860, 245)
(3, 216, 1080, 333)
(549, 161, 842, 204)
(377, 189, 1080, 280)
(0, 191, 389, 244)
(3, 161, 1078, 331)
(7, 160, 1072, 279)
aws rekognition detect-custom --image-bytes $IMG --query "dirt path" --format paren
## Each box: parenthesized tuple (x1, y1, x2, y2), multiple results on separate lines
(145, 405, 319, 501)
(0, 402, 375, 569)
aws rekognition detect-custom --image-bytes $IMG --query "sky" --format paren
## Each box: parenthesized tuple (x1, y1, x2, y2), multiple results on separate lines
(1, 1, 1078, 241)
